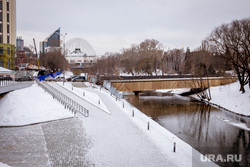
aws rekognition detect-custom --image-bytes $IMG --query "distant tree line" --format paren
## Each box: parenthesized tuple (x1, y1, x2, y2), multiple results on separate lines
(90, 17, 249, 94)
(90, 39, 228, 77)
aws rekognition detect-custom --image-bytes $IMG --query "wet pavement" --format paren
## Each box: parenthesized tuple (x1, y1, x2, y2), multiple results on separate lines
(0, 118, 92, 167)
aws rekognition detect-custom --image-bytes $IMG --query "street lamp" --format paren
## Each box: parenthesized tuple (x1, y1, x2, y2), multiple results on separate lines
(61, 33, 67, 85)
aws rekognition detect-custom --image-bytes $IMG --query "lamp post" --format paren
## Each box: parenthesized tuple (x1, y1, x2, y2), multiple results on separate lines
(61, 33, 67, 85)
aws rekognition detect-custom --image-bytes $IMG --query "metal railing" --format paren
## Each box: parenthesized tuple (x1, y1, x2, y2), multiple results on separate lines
(103, 80, 123, 99)
(36, 80, 89, 117)
(0, 78, 13, 87)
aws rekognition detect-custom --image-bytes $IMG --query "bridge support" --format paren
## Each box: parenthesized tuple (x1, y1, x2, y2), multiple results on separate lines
(133, 91, 141, 96)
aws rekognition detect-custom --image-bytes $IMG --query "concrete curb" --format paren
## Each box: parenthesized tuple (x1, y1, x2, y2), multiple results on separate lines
(0, 116, 75, 128)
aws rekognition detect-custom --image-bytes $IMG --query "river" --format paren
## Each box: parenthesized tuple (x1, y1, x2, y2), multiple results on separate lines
(125, 92, 250, 167)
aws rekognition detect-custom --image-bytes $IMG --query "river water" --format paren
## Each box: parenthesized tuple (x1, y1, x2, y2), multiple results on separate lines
(125, 93, 250, 167)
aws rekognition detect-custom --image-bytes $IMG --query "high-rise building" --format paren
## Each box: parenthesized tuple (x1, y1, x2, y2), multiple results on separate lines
(0, 0, 16, 70)
(16, 36, 24, 51)
(40, 28, 60, 54)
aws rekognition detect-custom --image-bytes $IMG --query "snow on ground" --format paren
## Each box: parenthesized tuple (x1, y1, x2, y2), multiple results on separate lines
(62, 71, 74, 78)
(156, 88, 190, 94)
(156, 81, 250, 116)
(57, 82, 110, 114)
(0, 81, 218, 166)
(0, 84, 73, 126)
(0, 78, 247, 166)
(0, 162, 11, 167)
(208, 81, 250, 116)
(70, 82, 217, 167)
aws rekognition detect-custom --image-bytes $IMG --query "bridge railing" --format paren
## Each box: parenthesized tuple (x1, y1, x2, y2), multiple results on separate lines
(99, 74, 228, 82)
(36, 80, 89, 117)
(103, 80, 123, 99)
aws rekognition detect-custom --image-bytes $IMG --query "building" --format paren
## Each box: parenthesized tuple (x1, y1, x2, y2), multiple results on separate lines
(16, 36, 24, 51)
(65, 38, 97, 69)
(0, 0, 16, 70)
(0, 66, 15, 79)
(40, 27, 60, 54)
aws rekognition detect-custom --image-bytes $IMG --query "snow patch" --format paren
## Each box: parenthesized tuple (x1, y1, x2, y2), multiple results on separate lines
(208, 82, 250, 116)
(0, 162, 11, 167)
(57, 82, 110, 114)
(217, 116, 250, 131)
(0, 84, 73, 126)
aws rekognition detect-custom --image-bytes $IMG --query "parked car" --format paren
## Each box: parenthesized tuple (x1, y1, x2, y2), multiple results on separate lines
(55, 76, 65, 82)
(45, 76, 55, 82)
(16, 76, 32, 81)
(72, 76, 85, 82)
(66, 75, 77, 81)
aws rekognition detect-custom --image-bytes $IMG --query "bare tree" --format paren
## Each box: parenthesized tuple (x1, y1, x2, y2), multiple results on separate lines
(138, 39, 164, 75)
(91, 52, 121, 76)
(121, 44, 139, 75)
(191, 77, 212, 101)
(206, 18, 250, 93)
(39, 48, 68, 72)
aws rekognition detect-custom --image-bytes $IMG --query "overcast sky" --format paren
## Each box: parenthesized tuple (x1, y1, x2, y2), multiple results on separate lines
(17, 0, 250, 55)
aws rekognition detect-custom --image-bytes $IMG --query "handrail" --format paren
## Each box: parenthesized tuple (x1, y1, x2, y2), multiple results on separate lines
(36, 80, 89, 117)
(0, 78, 13, 87)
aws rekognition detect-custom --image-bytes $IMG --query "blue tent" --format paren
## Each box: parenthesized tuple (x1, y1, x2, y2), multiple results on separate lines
(35, 71, 62, 81)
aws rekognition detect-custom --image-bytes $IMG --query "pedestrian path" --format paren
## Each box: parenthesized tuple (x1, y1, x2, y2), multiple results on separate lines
(41, 118, 92, 167)
(75, 85, 174, 167)
(0, 118, 92, 167)
(46, 82, 174, 166)
(0, 124, 49, 167)
(47, 82, 108, 115)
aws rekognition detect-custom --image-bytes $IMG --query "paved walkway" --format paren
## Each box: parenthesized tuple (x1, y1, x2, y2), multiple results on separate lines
(75, 85, 174, 166)
(0, 118, 92, 167)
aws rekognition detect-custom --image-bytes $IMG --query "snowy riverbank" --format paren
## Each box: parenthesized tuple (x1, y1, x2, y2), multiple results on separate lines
(0, 82, 217, 166)
(0, 83, 73, 126)
(157, 81, 250, 117)
(206, 82, 250, 116)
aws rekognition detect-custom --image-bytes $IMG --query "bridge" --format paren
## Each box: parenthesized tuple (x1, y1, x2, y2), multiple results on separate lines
(109, 77, 237, 92)
(0, 80, 33, 94)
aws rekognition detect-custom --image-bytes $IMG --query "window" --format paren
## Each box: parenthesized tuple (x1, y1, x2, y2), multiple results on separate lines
(7, 13, 9, 22)
(7, 47, 10, 55)
(0, 12, 2, 22)
(0, 24, 2, 32)
(7, 24, 9, 33)
(7, 1, 9, 11)
(7, 35, 9, 43)
(0, 35, 2, 43)
(7, 59, 9, 69)
(0, 59, 3, 67)
(0, 47, 3, 54)
(0, 1, 2, 11)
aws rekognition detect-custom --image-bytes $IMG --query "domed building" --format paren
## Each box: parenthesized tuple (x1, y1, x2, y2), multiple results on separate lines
(65, 38, 97, 69)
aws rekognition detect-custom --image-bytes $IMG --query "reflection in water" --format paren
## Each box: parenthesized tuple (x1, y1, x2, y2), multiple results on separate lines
(125, 94, 250, 167)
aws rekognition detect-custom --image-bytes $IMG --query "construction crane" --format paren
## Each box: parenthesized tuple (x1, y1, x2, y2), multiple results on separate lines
(33, 38, 40, 69)
(21, 38, 40, 71)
